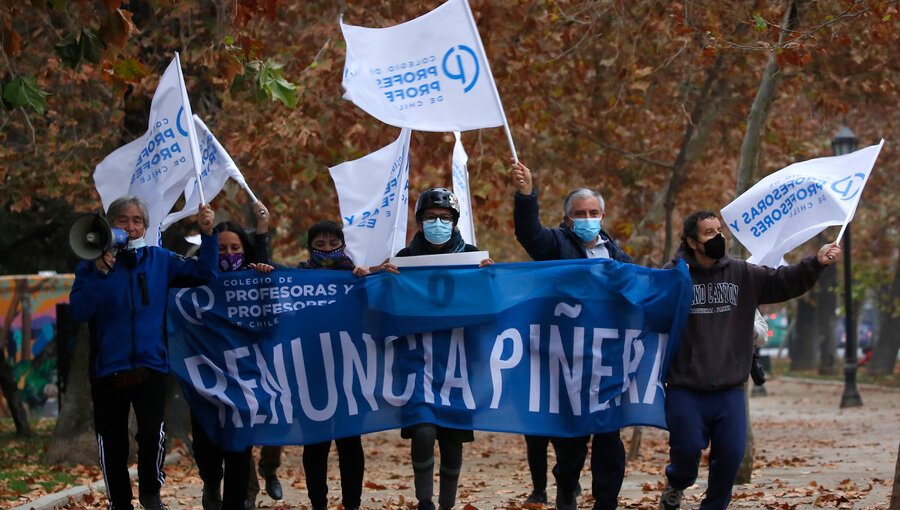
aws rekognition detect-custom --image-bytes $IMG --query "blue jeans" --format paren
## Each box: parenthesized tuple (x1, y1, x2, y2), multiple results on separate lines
(664, 387, 747, 510)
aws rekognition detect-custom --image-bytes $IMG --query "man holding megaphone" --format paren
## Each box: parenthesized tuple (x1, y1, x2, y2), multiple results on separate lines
(69, 196, 218, 510)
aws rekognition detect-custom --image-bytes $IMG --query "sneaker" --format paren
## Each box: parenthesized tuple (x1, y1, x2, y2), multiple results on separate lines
(417, 499, 436, 510)
(243, 497, 256, 510)
(263, 474, 283, 500)
(201, 485, 222, 510)
(138, 495, 169, 510)
(526, 489, 548, 504)
(659, 484, 683, 510)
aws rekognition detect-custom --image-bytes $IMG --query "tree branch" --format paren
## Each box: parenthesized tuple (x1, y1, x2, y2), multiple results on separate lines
(580, 133, 675, 170)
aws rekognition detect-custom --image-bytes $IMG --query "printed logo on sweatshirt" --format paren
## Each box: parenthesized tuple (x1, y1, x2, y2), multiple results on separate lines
(690, 282, 739, 314)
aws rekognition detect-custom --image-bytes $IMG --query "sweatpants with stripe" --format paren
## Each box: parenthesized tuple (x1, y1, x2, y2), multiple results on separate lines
(664, 386, 747, 510)
(92, 370, 167, 510)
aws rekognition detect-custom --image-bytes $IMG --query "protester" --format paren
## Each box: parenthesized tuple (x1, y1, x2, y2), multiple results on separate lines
(381, 187, 492, 510)
(232, 201, 289, 510)
(511, 162, 631, 510)
(195, 207, 275, 510)
(658, 211, 841, 510)
(69, 197, 218, 510)
(298, 221, 369, 510)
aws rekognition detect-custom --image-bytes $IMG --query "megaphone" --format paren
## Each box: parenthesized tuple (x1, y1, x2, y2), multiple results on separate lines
(68, 213, 129, 260)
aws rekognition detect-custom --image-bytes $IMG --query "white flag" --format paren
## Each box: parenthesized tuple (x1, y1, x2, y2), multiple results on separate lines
(341, 0, 504, 132)
(93, 54, 201, 246)
(721, 139, 884, 267)
(161, 116, 246, 230)
(330, 129, 412, 267)
(451, 132, 476, 245)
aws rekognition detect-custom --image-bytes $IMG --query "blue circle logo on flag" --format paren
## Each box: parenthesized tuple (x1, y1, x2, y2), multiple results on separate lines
(831, 172, 866, 201)
(442, 45, 480, 93)
(176, 106, 189, 137)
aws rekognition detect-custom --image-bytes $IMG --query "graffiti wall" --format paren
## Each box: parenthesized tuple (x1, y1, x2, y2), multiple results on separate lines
(0, 274, 74, 411)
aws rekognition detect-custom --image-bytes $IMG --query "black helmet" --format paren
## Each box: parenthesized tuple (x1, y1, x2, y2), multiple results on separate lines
(415, 188, 461, 224)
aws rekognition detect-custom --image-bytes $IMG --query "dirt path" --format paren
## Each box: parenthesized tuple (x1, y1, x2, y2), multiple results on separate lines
(21, 378, 899, 510)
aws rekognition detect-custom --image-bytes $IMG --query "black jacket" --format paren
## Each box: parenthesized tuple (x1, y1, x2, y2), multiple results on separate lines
(514, 190, 631, 262)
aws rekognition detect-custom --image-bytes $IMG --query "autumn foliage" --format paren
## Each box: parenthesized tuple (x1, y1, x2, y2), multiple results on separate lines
(0, 0, 896, 275)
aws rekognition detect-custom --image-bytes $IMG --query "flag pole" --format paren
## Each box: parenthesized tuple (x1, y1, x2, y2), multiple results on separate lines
(833, 139, 884, 245)
(236, 178, 259, 204)
(174, 52, 207, 205)
(389, 129, 412, 256)
(459, 0, 518, 163)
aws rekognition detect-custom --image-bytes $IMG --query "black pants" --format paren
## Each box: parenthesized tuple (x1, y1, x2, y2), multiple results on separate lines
(247, 446, 282, 499)
(590, 431, 626, 510)
(191, 417, 252, 510)
(550, 435, 588, 503)
(525, 432, 625, 510)
(302, 436, 364, 509)
(524, 435, 553, 491)
(91, 370, 167, 510)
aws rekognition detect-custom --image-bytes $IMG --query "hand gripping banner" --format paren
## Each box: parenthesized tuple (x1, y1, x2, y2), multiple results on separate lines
(168, 259, 692, 451)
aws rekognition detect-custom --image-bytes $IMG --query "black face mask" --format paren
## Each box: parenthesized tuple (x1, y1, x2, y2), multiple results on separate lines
(701, 234, 726, 260)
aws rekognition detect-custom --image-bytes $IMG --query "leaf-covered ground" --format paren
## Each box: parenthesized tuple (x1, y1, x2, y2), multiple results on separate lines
(3, 378, 896, 509)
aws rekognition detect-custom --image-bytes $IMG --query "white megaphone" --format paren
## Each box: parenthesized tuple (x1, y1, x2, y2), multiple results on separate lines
(68, 213, 130, 260)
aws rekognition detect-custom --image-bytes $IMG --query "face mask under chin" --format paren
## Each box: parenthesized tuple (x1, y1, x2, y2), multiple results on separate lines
(127, 238, 147, 250)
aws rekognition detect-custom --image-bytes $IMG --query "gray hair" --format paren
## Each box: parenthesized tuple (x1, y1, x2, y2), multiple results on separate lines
(106, 195, 150, 226)
(563, 188, 605, 216)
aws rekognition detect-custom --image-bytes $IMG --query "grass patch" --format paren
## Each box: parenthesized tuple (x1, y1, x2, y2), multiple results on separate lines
(769, 357, 900, 388)
(0, 418, 85, 502)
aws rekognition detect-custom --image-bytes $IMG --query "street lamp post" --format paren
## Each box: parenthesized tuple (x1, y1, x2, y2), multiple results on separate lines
(832, 126, 863, 408)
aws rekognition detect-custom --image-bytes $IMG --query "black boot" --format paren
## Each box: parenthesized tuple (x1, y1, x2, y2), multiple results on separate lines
(263, 473, 283, 500)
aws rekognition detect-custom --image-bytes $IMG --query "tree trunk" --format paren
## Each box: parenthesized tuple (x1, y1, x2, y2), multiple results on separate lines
(0, 358, 32, 437)
(735, 385, 754, 484)
(733, 0, 800, 485)
(791, 293, 819, 370)
(815, 260, 838, 375)
(657, 50, 730, 265)
(867, 257, 900, 375)
(627, 427, 642, 461)
(0, 279, 32, 437)
(43, 321, 97, 465)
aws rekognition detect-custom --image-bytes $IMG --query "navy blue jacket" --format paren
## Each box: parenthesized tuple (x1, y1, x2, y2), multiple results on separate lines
(69, 234, 218, 379)
(514, 190, 632, 263)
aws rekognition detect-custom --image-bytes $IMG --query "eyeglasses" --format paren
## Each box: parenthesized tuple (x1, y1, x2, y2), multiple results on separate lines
(422, 214, 453, 225)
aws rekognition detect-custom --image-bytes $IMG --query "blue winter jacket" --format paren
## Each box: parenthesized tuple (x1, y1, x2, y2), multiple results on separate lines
(69, 233, 218, 380)
(514, 190, 632, 263)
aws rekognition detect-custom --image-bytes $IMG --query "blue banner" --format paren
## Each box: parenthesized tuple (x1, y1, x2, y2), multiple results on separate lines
(168, 259, 692, 451)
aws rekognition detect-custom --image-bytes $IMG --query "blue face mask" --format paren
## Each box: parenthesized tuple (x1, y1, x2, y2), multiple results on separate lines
(572, 218, 601, 243)
(423, 221, 453, 245)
